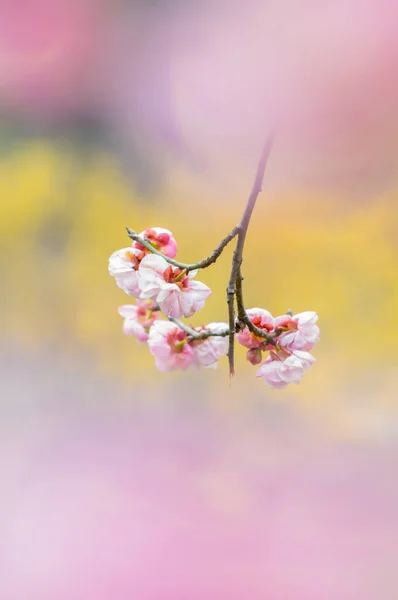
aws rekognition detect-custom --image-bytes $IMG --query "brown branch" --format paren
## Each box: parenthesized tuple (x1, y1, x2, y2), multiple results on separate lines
(226, 136, 274, 376)
(124, 136, 273, 377)
(235, 266, 275, 345)
(126, 225, 239, 272)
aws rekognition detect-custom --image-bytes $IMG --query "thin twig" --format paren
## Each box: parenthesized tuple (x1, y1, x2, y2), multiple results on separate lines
(235, 266, 246, 322)
(236, 266, 275, 345)
(226, 136, 274, 376)
(167, 316, 229, 340)
(126, 225, 239, 272)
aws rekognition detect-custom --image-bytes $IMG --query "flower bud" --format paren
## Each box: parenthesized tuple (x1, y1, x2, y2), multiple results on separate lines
(246, 348, 263, 365)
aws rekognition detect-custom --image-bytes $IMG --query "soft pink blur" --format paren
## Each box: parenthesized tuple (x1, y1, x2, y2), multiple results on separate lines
(165, 0, 398, 189)
(1, 350, 397, 599)
(2, 0, 398, 186)
(2, 2, 398, 598)
(0, 0, 103, 120)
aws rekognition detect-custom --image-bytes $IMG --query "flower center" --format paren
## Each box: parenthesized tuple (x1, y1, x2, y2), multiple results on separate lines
(250, 315, 274, 342)
(275, 318, 298, 333)
(125, 249, 145, 270)
(163, 265, 188, 289)
(168, 329, 188, 353)
(251, 315, 273, 331)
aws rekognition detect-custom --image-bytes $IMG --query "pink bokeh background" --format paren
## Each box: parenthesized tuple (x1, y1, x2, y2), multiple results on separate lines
(2, 1, 398, 598)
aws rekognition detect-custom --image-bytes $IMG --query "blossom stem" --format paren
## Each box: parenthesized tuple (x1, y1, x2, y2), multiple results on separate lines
(227, 136, 274, 376)
(235, 266, 275, 344)
(126, 225, 240, 272)
(167, 316, 229, 341)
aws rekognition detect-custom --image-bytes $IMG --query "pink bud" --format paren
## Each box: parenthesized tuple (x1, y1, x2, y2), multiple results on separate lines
(134, 227, 177, 259)
(246, 348, 263, 365)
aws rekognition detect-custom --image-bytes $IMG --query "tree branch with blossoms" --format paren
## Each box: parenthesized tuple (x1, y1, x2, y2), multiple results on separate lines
(167, 316, 229, 341)
(109, 141, 320, 388)
(235, 266, 275, 344)
(226, 136, 274, 375)
(126, 224, 240, 272)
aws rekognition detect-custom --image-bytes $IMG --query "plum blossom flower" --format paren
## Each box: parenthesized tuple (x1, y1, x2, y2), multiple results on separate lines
(148, 321, 228, 371)
(236, 308, 275, 349)
(256, 350, 316, 389)
(148, 321, 194, 372)
(134, 227, 177, 259)
(118, 300, 159, 342)
(138, 254, 212, 318)
(191, 322, 229, 368)
(275, 311, 320, 351)
(108, 247, 144, 297)
(109, 227, 178, 297)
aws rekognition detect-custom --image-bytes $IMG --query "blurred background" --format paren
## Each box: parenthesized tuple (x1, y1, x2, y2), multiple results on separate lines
(1, 1, 398, 598)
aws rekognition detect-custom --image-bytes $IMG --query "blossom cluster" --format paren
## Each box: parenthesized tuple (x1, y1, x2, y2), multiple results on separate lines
(236, 308, 319, 388)
(109, 227, 319, 388)
(109, 227, 211, 317)
(109, 227, 227, 371)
